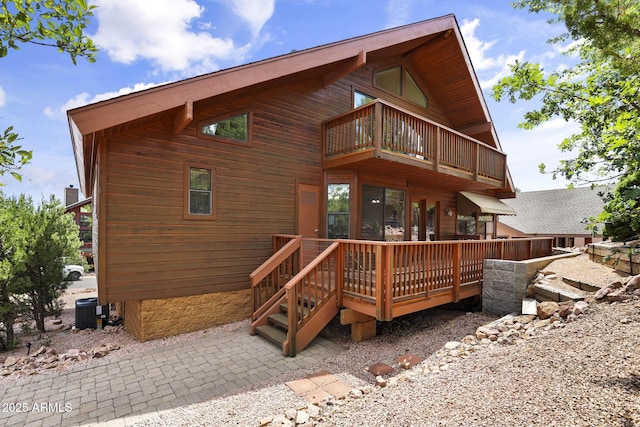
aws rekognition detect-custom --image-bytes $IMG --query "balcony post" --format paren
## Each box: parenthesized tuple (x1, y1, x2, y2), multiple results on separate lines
(435, 127, 441, 171)
(374, 101, 383, 158)
(473, 143, 479, 181)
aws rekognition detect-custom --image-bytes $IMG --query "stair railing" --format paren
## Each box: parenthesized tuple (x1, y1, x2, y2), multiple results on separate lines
(250, 235, 302, 321)
(283, 241, 340, 356)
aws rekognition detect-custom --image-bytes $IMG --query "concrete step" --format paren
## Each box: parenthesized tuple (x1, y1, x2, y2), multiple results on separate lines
(534, 282, 586, 303)
(562, 276, 600, 292)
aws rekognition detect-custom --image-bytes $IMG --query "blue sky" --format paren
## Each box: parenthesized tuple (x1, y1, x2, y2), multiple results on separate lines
(0, 0, 580, 202)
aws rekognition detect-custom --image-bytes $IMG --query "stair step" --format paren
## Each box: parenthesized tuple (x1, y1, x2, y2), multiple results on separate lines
(279, 303, 311, 315)
(268, 312, 289, 329)
(255, 325, 287, 347)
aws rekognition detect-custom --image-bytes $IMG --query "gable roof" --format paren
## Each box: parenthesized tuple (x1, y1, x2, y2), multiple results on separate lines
(68, 14, 508, 196)
(499, 187, 606, 236)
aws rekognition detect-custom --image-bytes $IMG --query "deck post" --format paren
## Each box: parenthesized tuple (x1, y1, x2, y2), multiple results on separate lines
(286, 287, 298, 357)
(384, 244, 393, 321)
(336, 242, 344, 307)
(453, 243, 461, 303)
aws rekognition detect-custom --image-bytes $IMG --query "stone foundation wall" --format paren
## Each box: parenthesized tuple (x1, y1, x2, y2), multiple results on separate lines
(124, 289, 252, 342)
(482, 253, 580, 315)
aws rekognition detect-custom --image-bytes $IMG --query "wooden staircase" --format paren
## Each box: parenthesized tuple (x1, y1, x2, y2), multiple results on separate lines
(254, 302, 309, 348)
(250, 238, 340, 356)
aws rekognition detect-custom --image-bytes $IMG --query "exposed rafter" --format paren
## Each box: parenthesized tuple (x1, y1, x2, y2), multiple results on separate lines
(460, 122, 492, 137)
(173, 101, 193, 134)
(322, 51, 366, 87)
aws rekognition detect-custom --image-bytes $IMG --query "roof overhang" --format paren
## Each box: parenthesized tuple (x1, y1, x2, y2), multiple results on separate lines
(459, 191, 517, 216)
(67, 14, 513, 196)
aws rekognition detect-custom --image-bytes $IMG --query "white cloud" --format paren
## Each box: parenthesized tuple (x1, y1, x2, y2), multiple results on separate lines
(460, 18, 526, 89)
(0, 86, 5, 107)
(385, 0, 413, 29)
(228, 0, 275, 37)
(44, 82, 171, 119)
(91, 0, 252, 73)
(500, 118, 581, 191)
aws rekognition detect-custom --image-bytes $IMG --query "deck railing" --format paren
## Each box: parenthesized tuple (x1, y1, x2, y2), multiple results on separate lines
(322, 100, 507, 184)
(252, 235, 553, 326)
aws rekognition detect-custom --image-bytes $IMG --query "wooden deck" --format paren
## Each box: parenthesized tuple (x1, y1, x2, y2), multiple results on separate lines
(250, 235, 553, 356)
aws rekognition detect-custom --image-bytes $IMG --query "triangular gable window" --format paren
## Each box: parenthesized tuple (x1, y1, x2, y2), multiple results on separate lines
(374, 66, 427, 109)
(405, 72, 427, 108)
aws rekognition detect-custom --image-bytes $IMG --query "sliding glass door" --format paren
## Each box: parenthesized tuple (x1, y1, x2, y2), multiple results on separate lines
(361, 185, 405, 241)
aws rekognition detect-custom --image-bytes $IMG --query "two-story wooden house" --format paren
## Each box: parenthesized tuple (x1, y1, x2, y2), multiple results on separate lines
(68, 15, 550, 350)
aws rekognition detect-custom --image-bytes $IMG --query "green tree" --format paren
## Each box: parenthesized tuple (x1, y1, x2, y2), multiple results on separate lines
(0, 195, 82, 332)
(0, 194, 29, 350)
(493, 0, 640, 240)
(11, 194, 80, 332)
(0, 0, 97, 183)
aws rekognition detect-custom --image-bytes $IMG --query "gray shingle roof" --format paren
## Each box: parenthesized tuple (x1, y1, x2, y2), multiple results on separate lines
(499, 187, 606, 236)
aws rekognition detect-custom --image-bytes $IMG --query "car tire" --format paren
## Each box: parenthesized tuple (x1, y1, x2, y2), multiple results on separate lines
(70, 271, 81, 281)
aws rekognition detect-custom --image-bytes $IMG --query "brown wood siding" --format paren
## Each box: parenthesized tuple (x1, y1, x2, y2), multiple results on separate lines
(103, 79, 335, 302)
(101, 63, 478, 303)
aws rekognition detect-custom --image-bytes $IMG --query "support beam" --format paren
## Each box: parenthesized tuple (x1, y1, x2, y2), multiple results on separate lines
(460, 122, 492, 137)
(340, 308, 375, 325)
(322, 51, 366, 87)
(173, 101, 193, 134)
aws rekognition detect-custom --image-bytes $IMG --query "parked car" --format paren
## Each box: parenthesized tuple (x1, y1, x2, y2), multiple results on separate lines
(63, 265, 85, 281)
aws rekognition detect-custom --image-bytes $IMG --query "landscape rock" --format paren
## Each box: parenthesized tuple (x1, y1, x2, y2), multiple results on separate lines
(537, 301, 559, 320)
(573, 301, 589, 315)
(558, 305, 573, 319)
(0, 342, 120, 378)
(626, 275, 640, 291)
(3, 356, 17, 367)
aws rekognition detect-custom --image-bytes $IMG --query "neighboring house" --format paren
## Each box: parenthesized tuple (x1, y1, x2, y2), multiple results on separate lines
(497, 187, 605, 247)
(64, 186, 93, 267)
(67, 15, 537, 344)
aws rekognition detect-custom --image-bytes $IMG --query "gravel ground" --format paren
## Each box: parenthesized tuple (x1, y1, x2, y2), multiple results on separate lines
(132, 254, 640, 427)
(3, 254, 639, 426)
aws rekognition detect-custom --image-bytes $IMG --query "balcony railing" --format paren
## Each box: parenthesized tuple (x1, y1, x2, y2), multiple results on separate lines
(322, 100, 507, 185)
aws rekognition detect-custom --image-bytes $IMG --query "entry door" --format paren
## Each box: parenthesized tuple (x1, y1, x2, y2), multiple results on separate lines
(297, 183, 320, 238)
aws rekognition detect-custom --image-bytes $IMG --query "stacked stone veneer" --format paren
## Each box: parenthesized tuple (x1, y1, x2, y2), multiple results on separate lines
(482, 253, 580, 315)
(124, 289, 251, 342)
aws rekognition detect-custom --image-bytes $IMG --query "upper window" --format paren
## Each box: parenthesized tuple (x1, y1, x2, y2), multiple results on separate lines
(184, 163, 216, 220)
(374, 66, 427, 108)
(405, 72, 427, 108)
(374, 67, 402, 96)
(199, 112, 250, 143)
(353, 91, 376, 108)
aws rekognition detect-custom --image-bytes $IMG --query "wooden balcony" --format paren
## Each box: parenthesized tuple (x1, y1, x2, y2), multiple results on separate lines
(250, 235, 553, 356)
(322, 100, 507, 188)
